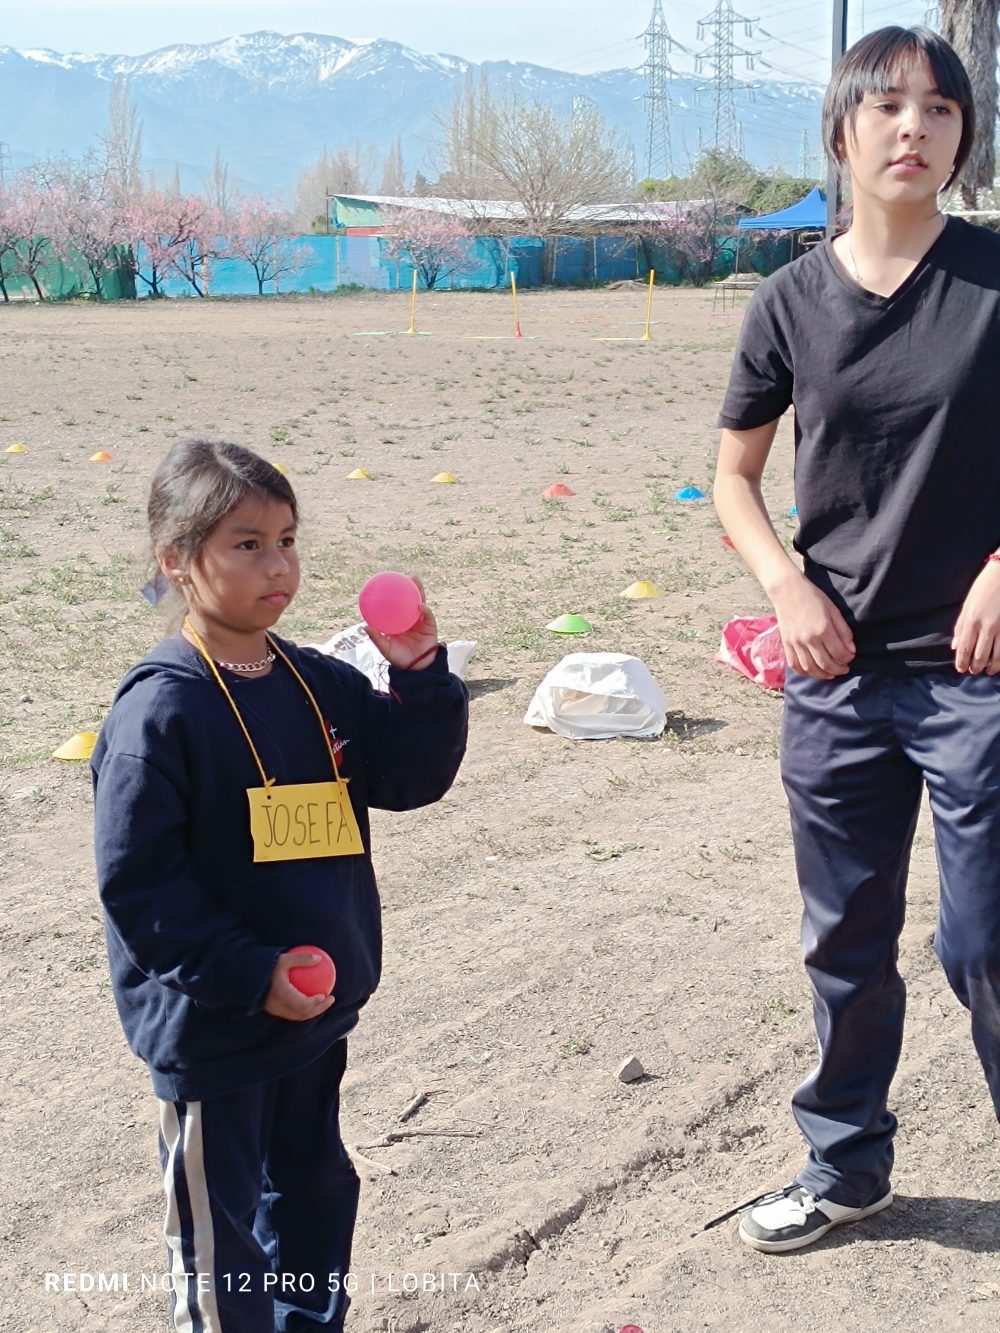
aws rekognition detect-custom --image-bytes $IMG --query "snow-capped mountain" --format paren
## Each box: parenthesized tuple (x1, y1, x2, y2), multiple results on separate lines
(0, 31, 824, 197)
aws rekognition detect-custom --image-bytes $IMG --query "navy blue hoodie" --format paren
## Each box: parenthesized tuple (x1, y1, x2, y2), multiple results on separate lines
(92, 634, 468, 1101)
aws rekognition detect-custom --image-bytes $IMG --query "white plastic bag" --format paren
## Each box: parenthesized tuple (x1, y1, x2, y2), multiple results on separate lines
(310, 622, 476, 690)
(524, 653, 667, 740)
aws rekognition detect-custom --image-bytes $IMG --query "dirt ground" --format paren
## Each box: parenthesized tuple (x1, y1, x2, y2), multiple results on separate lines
(1, 288, 998, 1333)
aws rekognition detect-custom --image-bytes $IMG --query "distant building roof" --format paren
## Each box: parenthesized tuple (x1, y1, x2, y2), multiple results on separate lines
(331, 194, 705, 228)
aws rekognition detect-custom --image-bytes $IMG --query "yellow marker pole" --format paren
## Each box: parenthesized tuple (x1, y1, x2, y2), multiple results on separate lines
(641, 269, 655, 341)
(407, 270, 418, 334)
(511, 270, 524, 339)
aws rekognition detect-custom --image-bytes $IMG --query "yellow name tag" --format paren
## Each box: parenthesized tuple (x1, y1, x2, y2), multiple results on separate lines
(247, 781, 364, 862)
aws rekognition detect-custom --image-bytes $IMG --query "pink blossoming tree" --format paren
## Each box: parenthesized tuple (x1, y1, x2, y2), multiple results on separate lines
(381, 206, 474, 290)
(227, 195, 310, 295)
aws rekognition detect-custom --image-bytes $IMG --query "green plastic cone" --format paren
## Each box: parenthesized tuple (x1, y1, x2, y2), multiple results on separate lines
(546, 613, 593, 634)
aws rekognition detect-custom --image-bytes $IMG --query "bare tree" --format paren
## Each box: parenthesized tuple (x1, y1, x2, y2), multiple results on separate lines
(293, 144, 378, 231)
(102, 79, 143, 207)
(379, 137, 406, 195)
(207, 147, 231, 221)
(434, 72, 506, 203)
(939, 1, 999, 205)
(435, 75, 633, 279)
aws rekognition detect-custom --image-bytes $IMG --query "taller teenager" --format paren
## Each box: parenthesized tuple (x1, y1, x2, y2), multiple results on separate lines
(714, 26, 1000, 1252)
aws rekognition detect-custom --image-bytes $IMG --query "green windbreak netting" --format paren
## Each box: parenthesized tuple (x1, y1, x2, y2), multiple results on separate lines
(0, 243, 136, 301)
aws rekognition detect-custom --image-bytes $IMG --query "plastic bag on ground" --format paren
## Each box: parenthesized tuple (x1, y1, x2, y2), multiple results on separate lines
(524, 652, 667, 740)
(715, 615, 786, 692)
(310, 622, 476, 691)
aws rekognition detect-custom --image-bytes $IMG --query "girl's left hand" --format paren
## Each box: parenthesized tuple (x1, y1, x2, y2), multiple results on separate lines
(365, 576, 441, 670)
(953, 562, 1000, 674)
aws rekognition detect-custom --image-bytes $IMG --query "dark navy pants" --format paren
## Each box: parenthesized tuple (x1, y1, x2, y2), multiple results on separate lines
(157, 1038, 359, 1332)
(780, 669, 1000, 1209)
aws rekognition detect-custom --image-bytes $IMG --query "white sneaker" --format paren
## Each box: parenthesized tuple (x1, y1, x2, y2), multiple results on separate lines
(738, 1184, 893, 1253)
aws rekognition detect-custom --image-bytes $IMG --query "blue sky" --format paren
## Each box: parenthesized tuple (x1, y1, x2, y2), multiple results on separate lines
(3, 1, 935, 83)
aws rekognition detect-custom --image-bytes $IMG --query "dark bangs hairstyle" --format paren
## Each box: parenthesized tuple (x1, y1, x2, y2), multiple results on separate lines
(148, 438, 298, 567)
(822, 25, 975, 190)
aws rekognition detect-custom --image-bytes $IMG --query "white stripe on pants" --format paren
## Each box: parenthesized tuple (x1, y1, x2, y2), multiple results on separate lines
(160, 1100, 223, 1332)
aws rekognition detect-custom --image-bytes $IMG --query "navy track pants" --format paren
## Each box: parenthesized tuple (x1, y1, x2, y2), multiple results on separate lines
(780, 669, 1000, 1208)
(157, 1038, 359, 1332)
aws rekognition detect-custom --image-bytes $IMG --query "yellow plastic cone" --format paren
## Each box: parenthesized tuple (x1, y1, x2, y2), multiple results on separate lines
(621, 579, 663, 600)
(347, 467, 372, 480)
(89, 450, 113, 463)
(52, 731, 98, 761)
(270, 461, 290, 475)
(5, 442, 27, 454)
(432, 471, 458, 484)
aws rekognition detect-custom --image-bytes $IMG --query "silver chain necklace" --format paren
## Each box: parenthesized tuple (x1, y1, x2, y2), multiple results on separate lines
(845, 214, 946, 287)
(215, 650, 276, 673)
(845, 233, 863, 283)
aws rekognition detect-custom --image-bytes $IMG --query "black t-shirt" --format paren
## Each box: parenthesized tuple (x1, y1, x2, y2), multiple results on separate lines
(719, 216, 1000, 668)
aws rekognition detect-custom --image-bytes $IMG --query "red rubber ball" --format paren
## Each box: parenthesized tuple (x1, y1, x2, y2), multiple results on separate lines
(288, 946, 336, 997)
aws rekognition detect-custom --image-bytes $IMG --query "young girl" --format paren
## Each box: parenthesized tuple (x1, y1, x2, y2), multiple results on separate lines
(92, 439, 468, 1329)
(715, 26, 1000, 1252)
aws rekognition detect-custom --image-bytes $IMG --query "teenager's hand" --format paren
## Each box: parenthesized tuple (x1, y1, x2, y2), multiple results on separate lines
(262, 951, 336, 1022)
(365, 576, 441, 670)
(771, 571, 856, 680)
(952, 562, 1000, 674)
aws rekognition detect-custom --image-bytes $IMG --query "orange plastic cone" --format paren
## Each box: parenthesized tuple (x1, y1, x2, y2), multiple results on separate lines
(89, 450, 113, 463)
(543, 483, 575, 499)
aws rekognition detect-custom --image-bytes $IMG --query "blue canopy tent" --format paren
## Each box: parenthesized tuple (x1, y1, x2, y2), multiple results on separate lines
(731, 186, 827, 276)
(736, 186, 827, 232)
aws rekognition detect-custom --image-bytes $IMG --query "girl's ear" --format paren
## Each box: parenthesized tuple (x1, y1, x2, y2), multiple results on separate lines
(157, 544, 188, 589)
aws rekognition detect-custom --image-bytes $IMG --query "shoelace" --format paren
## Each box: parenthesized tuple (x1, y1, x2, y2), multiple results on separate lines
(760, 1189, 818, 1222)
(695, 1182, 808, 1233)
(759, 1186, 816, 1211)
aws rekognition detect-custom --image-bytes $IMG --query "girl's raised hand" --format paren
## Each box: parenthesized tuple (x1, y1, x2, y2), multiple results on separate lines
(365, 576, 441, 670)
(952, 561, 1000, 674)
(263, 951, 336, 1022)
